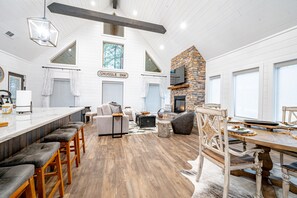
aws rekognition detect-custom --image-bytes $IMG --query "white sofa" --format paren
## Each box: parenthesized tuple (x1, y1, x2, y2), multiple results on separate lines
(94, 103, 129, 136)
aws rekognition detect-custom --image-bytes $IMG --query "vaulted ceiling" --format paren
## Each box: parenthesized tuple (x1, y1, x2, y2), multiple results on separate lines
(1, 0, 297, 64)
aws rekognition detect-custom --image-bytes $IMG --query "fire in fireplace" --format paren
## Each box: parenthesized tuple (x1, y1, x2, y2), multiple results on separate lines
(174, 96, 186, 113)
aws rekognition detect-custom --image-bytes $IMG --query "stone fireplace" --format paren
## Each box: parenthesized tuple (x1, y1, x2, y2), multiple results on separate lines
(170, 46, 206, 112)
(174, 95, 186, 113)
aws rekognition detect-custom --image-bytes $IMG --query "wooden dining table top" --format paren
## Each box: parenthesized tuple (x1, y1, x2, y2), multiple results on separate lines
(227, 125, 297, 152)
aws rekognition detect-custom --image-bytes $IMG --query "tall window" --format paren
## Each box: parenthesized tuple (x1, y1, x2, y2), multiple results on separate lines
(275, 59, 297, 121)
(8, 72, 25, 103)
(234, 68, 259, 118)
(103, 42, 124, 69)
(208, 76, 221, 104)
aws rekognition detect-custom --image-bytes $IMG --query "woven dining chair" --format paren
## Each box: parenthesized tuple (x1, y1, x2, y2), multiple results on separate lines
(195, 107, 263, 198)
(281, 106, 297, 197)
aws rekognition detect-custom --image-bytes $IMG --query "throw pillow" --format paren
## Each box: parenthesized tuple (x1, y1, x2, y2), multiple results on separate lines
(109, 102, 123, 113)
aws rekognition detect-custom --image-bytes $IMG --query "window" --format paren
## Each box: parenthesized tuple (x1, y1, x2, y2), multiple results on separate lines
(8, 72, 25, 103)
(104, 23, 124, 37)
(103, 42, 124, 69)
(208, 76, 221, 104)
(50, 79, 74, 107)
(275, 59, 297, 121)
(103, 13, 124, 37)
(145, 52, 161, 72)
(234, 68, 259, 118)
(102, 81, 123, 106)
(51, 42, 76, 65)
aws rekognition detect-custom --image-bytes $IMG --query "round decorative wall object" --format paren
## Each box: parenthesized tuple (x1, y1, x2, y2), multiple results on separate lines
(0, 67, 4, 82)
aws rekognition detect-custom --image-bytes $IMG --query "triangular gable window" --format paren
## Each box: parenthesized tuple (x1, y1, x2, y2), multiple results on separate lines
(51, 42, 76, 65)
(145, 52, 161, 72)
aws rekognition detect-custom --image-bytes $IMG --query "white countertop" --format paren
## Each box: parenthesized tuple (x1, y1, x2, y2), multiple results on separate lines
(0, 107, 84, 143)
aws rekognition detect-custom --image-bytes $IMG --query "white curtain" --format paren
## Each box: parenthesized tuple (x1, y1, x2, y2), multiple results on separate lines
(159, 77, 167, 108)
(141, 76, 167, 110)
(69, 70, 81, 106)
(41, 68, 54, 107)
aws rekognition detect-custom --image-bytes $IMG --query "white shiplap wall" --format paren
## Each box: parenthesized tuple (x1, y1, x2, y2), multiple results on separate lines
(30, 21, 170, 112)
(206, 26, 297, 121)
(0, 50, 32, 90)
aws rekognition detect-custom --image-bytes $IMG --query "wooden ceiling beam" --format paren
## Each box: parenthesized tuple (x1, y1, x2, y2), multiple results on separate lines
(113, 0, 117, 9)
(48, 3, 166, 34)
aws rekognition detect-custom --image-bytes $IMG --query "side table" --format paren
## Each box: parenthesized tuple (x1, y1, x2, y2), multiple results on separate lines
(112, 113, 123, 138)
(85, 112, 97, 125)
(157, 121, 171, 138)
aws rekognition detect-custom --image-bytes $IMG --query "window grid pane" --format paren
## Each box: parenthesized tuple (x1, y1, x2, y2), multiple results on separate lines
(103, 42, 124, 69)
(276, 63, 297, 121)
(234, 70, 259, 118)
(208, 76, 220, 104)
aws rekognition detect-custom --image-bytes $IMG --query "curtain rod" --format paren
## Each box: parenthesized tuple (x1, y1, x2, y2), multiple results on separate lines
(42, 66, 81, 71)
(141, 74, 167, 78)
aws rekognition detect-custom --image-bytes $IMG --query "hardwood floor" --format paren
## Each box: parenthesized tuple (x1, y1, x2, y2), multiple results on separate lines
(51, 124, 198, 198)
(49, 123, 296, 198)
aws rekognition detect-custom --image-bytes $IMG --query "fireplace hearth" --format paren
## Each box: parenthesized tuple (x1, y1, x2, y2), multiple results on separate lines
(174, 96, 186, 113)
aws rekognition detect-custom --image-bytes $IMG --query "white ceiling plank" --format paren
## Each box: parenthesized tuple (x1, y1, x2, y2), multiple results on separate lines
(1, 0, 297, 63)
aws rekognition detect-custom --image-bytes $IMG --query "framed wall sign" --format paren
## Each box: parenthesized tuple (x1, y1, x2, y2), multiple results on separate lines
(97, 70, 129, 79)
(0, 66, 4, 82)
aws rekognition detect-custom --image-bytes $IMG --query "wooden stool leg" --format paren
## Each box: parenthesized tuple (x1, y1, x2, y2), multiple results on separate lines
(74, 135, 79, 167)
(66, 143, 72, 184)
(56, 151, 64, 197)
(36, 168, 46, 198)
(81, 128, 86, 153)
(25, 177, 36, 198)
(76, 132, 81, 164)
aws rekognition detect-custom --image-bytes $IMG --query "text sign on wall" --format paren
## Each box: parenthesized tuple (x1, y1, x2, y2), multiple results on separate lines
(97, 70, 129, 79)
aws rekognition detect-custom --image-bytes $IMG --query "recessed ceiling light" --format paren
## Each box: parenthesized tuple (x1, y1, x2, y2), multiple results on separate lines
(180, 22, 187, 30)
(159, 45, 164, 50)
(133, 10, 138, 16)
(68, 48, 72, 52)
(90, 1, 96, 6)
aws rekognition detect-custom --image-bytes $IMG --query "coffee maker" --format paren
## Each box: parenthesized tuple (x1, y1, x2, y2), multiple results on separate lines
(0, 90, 13, 106)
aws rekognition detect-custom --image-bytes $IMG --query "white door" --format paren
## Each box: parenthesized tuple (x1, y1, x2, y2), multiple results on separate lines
(145, 84, 161, 113)
(102, 81, 123, 105)
(50, 79, 75, 107)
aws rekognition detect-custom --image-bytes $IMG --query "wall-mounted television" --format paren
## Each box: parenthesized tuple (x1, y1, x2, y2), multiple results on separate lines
(170, 66, 185, 85)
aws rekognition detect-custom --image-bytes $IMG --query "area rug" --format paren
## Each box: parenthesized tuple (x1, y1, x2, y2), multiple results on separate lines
(181, 157, 295, 198)
(128, 121, 158, 134)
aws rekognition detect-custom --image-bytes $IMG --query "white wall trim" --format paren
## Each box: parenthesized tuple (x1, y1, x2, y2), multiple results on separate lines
(0, 49, 32, 64)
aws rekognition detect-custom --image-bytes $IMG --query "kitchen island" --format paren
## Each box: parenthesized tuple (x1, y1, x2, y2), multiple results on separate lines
(0, 107, 84, 161)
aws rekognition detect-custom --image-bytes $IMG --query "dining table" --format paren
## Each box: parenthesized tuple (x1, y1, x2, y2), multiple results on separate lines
(227, 122, 297, 198)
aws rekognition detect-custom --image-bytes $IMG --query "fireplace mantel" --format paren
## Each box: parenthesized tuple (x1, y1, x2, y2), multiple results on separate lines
(168, 83, 189, 90)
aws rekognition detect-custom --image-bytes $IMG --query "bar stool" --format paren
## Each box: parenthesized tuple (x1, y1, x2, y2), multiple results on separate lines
(61, 122, 85, 163)
(43, 128, 78, 185)
(0, 142, 64, 198)
(0, 165, 36, 198)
